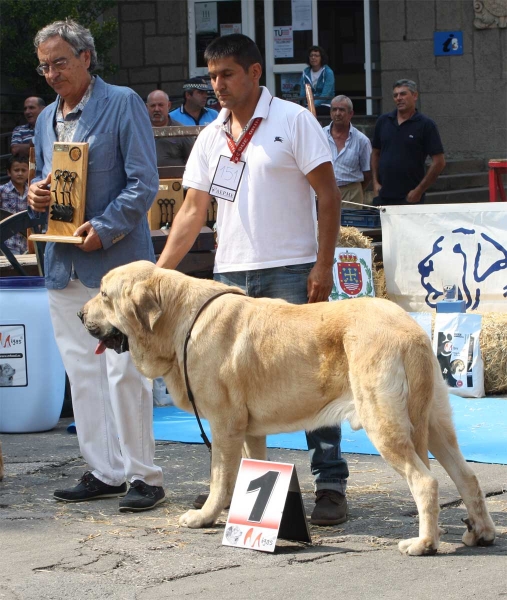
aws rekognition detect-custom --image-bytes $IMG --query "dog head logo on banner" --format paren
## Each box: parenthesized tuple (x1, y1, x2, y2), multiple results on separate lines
(381, 203, 507, 313)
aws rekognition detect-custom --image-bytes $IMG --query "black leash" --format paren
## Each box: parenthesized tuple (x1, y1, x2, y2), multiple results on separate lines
(183, 289, 245, 452)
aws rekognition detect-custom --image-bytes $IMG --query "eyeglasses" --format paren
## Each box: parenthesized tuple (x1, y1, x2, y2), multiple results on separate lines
(36, 58, 70, 76)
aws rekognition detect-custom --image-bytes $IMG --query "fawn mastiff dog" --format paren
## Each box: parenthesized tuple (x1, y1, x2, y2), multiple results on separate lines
(80, 261, 496, 556)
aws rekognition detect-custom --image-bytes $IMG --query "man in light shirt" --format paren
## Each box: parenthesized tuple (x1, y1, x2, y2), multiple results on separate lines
(323, 95, 372, 209)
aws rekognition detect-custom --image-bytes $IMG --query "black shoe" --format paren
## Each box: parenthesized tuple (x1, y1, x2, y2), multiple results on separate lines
(118, 480, 165, 512)
(54, 471, 127, 503)
(310, 490, 348, 525)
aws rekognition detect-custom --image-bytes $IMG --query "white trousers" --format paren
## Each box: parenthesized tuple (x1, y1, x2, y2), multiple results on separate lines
(48, 280, 163, 487)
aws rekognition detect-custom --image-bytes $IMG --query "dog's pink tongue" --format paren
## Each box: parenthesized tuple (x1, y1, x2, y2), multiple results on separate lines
(95, 340, 107, 355)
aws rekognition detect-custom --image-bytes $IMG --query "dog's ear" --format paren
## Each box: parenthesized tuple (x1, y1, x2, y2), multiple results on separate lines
(129, 281, 163, 332)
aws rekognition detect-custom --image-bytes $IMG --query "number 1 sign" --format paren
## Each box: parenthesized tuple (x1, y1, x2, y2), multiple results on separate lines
(222, 459, 311, 553)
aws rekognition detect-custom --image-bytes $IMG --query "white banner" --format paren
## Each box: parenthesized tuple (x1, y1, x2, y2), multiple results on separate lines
(381, 203, 507, 313)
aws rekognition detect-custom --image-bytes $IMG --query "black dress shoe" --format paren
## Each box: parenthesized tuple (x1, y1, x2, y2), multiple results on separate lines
(119, 480, 165, 512)
(54, 471, 127, 502)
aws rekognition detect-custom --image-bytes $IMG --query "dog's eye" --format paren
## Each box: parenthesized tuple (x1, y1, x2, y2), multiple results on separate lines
(101, 291, 107, 298)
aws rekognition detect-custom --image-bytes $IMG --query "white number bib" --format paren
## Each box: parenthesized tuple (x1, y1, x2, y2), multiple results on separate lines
(209, 155, 245, 202)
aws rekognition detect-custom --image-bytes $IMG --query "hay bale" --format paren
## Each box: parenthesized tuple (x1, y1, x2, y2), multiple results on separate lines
(337, 226, 373, 251)
(373, 267, 389, 300)
(480, 313, 507, 395)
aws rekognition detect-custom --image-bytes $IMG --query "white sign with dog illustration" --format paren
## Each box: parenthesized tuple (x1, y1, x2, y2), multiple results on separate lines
(223, 459, 311, 552)
(0, 325, 27, 387)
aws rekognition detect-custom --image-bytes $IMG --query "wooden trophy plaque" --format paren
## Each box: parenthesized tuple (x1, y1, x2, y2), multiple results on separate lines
(29, 142, 89, 244)
(148, 179, 185, 230)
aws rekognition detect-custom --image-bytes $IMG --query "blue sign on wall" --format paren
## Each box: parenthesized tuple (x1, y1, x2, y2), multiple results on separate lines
(434, 31, 463, 56)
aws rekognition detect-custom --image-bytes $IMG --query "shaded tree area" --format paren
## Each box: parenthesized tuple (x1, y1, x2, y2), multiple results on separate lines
(0, 0, 118, 96)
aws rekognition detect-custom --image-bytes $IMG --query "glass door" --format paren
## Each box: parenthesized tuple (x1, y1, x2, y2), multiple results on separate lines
(258, 0, 318, 100)
(188, 0, 255, 77)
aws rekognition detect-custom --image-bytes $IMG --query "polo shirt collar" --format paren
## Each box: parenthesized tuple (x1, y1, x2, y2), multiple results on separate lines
(215, 86, 273, 130)
(388, 108, 421, 122)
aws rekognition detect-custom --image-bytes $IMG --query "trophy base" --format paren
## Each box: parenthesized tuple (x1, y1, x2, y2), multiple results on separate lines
(28, 234, 85, 244)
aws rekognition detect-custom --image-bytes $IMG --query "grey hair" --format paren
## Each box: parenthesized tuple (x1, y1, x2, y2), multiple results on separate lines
(331, 95, 353, 111)
(34, 18, 97, 71)
(393, 79, 417, 93)
(146, 90, 170, 104)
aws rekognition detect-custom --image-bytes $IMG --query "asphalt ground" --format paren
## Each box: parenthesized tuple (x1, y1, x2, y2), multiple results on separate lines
(1, 419, 506, 600)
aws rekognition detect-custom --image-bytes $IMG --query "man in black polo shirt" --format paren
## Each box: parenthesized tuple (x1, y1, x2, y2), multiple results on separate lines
(371, 79, 445, 205)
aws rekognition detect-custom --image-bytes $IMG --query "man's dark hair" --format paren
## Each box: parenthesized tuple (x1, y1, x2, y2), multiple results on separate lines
(204, 34, 263, 72)
(35, 97, 46, 108)
(307, 45, 329, 66)
(7, 154, 29, 171)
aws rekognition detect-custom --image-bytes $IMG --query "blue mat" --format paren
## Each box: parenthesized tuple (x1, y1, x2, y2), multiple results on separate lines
(151, 395, 507, 465)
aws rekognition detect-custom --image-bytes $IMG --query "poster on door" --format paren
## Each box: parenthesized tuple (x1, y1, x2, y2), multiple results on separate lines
(220, 23, 241, 36)
(292, 0, 312, 31)
(195, 2, 218, 33)
(274, 26, 294, 59)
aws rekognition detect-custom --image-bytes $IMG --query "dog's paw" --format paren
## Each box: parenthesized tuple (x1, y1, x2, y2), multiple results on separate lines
(179, 509, 216, 529)
(462, 518, 496, 547)
(398, 537, 438, 556)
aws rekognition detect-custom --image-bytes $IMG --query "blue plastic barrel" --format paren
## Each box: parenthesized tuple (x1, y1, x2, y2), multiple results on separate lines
(0, 277, 65, 432)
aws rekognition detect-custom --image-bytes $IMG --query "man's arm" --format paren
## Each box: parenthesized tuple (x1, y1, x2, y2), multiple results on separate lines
(371, 148, 381, 196)
(156, 188, 210, 269)
(406, 153, 446, 204)
(305, 161, 341, 303)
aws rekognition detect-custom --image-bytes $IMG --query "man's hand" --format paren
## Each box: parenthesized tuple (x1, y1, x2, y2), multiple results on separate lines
(74, 221, 103, 252)
(28, 173, 52, 212)
(373, 181, 382, 196)
(406, 188, 423, 203)
(307, 262, 333, 303)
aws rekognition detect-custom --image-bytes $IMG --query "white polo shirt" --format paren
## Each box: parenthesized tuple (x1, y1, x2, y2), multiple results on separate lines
(182, 87, 332, 273)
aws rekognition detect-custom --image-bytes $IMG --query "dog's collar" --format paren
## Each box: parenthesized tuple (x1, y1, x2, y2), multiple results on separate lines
(184, 288, 245, 451)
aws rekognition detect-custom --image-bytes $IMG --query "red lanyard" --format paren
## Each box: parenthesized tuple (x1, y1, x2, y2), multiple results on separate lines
(225, 117, 262, 163)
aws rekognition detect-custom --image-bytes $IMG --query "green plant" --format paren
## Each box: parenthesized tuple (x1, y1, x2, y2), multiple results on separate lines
(0, 0, 118, 95)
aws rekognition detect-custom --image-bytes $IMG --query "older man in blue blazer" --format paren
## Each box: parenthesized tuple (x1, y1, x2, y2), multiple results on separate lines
(28, 19, 165, 512)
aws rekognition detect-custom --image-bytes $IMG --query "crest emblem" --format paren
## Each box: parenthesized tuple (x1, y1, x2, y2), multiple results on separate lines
(337, 252, 362, 296)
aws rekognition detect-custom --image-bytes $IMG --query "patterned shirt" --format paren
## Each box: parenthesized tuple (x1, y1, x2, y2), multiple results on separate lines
(0, 180, 28, 254)
(11, 123, 35, 147)
(323, 123, 372, 186)
(55, 76, 95, 142)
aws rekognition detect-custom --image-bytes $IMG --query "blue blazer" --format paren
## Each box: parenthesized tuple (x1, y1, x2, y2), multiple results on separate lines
(32, 76, 158, 289)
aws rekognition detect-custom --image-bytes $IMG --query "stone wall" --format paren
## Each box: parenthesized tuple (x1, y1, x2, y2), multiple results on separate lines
(105, 0, 190, 105)
(378, 0, 507, 159)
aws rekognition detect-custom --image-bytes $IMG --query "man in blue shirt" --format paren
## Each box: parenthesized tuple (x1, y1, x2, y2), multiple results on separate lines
(169, 77, 218, 126)
(10, 96, 46, 156)
(27, 18, 165, 513)
(371, 79, 445, 205)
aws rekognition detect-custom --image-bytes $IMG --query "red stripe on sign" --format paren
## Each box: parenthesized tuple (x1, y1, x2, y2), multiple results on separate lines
(226, 516, 280, 530)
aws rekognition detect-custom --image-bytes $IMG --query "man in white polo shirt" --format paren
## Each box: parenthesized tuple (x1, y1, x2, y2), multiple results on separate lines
(324, 95, 372, 208)
(157, 34, 348, 526)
